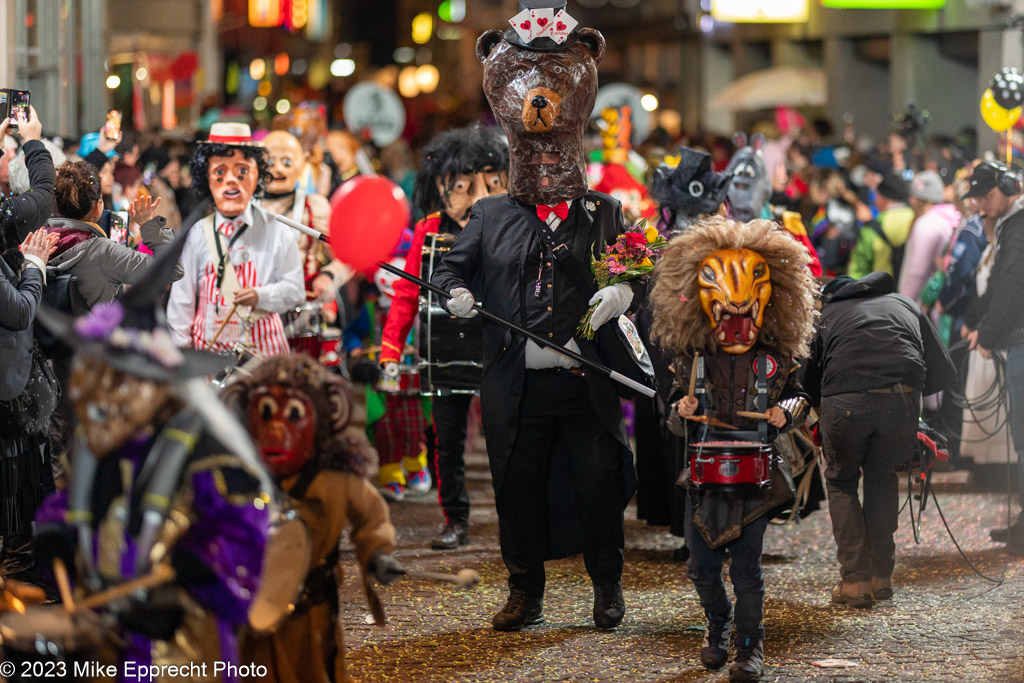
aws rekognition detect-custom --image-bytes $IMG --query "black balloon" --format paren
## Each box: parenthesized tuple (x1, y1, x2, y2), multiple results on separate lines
(992, 68, 1024, 110)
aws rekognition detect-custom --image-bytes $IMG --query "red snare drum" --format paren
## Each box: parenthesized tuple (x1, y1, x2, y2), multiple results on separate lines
(688, 432, 772, 490)
(317, 331, 342, 368)
(376, 366, 421, 395)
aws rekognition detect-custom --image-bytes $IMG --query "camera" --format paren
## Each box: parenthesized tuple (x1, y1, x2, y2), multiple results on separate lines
(900, 103, 929, 142)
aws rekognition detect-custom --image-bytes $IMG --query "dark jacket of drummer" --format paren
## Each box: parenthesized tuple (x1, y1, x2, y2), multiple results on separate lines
(666, 342, 809, 646)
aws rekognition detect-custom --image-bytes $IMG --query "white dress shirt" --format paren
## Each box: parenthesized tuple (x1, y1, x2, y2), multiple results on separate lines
(167, 204, 305, 356)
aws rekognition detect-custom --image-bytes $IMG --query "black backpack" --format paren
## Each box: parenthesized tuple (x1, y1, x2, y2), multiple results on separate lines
(868, 220, 906, 284)
(34, 270, 85, 358)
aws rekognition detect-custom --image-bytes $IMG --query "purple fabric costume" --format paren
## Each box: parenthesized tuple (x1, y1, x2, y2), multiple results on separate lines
(36, 432, 269, 683)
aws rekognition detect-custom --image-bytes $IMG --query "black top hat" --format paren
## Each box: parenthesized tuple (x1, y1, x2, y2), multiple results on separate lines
(35, 200, 231, 382)
(649, 147, 730, 216)
(504, 0, 580, 52)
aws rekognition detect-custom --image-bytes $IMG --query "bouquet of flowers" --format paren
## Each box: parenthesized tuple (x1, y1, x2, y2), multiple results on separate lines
(577, 219, 666, 339)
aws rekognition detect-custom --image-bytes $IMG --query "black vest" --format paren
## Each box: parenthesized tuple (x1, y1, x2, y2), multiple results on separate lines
(523, 205, 587, 346)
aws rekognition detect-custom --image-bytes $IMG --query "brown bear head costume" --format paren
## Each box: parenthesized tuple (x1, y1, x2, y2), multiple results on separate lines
(477, 0, 605, 206)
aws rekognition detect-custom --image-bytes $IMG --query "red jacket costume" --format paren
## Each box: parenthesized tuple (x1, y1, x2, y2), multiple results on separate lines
(380, 213, 443, 364)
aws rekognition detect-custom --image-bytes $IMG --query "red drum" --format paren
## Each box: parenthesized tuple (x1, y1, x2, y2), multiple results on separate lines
(376, 366, 421, 395)
(689, 432, 772, 490)
(318, 331, 342, 368)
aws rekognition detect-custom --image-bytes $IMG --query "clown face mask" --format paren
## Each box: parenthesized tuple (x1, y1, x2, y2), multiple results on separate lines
(698, 248, 772, 354)
(264, 131, 305, 196)
(248, 386, 316, 479)
(68, 357, 173, 457)
(438, 170, 507, 227)
(208, 149, 259, 218)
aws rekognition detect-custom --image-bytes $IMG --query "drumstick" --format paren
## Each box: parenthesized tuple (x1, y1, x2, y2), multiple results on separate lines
(737, 410, 771, 420)
(687, 354, 699, 400)
(53, 559, 75, 612)
(400, 568, 480, 589)
(207, 303, 240, 350)
(685, 414, 740, 431)
(73, 564, 175, 614)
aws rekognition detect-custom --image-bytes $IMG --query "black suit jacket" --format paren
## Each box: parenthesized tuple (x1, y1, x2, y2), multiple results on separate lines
(0, 257, 43, 400)
(431, 191, 642, 498)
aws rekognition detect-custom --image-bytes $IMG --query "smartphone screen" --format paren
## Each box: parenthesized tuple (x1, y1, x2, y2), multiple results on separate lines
(0, 91, 8, 123)
(8, 90, 29, 129)
(104, 110, 122, 141)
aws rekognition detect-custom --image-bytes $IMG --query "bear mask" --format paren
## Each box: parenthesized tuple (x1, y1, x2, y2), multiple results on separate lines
(477, 27, 605, 206)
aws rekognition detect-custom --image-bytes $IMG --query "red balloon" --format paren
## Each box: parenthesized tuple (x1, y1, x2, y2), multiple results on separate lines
(329, 175, 411, 273)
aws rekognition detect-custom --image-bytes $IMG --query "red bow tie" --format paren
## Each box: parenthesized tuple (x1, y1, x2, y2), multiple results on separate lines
(536, 202, 569, 222)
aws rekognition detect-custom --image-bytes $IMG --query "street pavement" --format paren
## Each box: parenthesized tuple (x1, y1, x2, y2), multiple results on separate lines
(340, 442, 1024, 682)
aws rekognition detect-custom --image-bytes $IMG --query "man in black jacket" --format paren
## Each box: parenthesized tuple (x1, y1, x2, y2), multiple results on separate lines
(802, 272, 955, 606)
(432, 3, 640, 633)
(962, 161, 1024, 555)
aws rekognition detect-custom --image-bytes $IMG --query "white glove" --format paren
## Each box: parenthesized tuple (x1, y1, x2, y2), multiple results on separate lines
(447, 288, 478, 318)
(588, 282, 633, 331)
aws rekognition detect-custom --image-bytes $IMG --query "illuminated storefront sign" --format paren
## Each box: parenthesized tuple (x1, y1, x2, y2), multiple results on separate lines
(711, 0, 809, 22)
(822, 0, 945, 7)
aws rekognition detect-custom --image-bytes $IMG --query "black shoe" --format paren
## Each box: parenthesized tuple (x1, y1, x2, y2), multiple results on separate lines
(672, 544, 690, 563)
(700, 610, 734, 671)
(729, 637, 764, 682)
(431, 521, 469, 550)
(491, 592, 544, 632)
(990, 523, 1023, 544)
(593, 581, 625, 629)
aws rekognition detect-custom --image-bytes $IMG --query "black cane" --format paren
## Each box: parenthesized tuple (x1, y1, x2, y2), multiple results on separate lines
(376, 261, 655, 398)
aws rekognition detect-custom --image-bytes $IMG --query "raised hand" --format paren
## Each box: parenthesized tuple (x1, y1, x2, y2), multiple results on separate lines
(128, 195, 162, 227)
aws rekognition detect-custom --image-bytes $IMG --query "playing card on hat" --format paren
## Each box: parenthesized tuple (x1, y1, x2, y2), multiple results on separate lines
(509, 9, 535, 42)
(548, 9, 578, 44)
(530, 8, 555, 37)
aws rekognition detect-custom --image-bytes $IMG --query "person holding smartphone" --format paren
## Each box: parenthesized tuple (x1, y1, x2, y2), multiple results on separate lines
(0, 106, 54, 251)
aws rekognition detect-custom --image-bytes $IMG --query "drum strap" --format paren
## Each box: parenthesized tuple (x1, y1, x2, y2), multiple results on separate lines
(756, 351, 768, 443)
(695, 352, 707, 411)
(286, 462, 321, 502)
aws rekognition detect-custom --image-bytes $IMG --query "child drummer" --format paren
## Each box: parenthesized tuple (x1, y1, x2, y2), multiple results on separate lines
(649, 215, 818, 683)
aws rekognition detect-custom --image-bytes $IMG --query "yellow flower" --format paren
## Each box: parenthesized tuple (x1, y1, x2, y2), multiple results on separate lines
(640, 257, 654, 267)
(644, 225, 660, 243)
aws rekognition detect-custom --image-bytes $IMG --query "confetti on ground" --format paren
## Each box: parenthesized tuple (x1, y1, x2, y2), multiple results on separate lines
(338, 444, 1024, 681)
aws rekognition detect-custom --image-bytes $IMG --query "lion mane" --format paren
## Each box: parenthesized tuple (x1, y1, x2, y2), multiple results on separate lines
(649, 215, 819, 360)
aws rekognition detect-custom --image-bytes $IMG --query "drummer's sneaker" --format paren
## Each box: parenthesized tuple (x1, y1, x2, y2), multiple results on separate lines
(728, 637, 764, 682)
(406, 469, 432, 496)
(379, 482, 405, 502)
(700, 609, 734, 670)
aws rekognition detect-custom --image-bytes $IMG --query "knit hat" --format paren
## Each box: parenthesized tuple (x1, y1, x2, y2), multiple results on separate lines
(909, 170, 944, 204)
(876, 173, 909, 203)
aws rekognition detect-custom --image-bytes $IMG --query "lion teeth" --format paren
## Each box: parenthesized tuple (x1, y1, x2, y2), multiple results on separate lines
(717, 331, 726, 341)
(723, 313, 731, 320)
(748, 330, 757, 341)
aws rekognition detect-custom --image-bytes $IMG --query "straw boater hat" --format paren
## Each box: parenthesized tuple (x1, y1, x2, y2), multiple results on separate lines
(199, 122, 264, 147)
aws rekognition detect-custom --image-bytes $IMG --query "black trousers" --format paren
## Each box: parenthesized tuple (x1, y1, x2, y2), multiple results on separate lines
(685, 497, 768, 641)
(497, 369, 626, 596)
(432, 393, 473, 524)
(820, 391, 919, 583)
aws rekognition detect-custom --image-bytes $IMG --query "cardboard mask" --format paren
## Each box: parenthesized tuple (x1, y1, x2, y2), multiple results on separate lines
(264, 131, 306, 196)
(477, 24, 606, 205)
